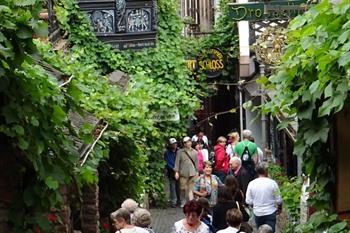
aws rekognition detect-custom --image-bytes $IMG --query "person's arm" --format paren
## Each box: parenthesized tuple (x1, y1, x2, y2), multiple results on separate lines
(193, 150, 199, 171)
(273, 181, 283, 214)
(251, 145, 258, 165)
(202, 149, 209, 162)
(174, 151, 180, 180)
(164, 151, 173, 170)
(245, 183, 253, 207)
(203, 136, 209, 147)
(216, 175, 223, 186)
(215, 149, 225, 167)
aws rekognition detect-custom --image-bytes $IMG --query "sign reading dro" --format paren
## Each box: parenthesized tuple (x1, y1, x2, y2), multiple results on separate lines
(77, 0, 157, 50)
(228, 0, 313, 21)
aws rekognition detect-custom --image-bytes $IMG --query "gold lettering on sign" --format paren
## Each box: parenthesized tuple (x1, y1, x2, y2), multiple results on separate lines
(187, 59, 197, 71)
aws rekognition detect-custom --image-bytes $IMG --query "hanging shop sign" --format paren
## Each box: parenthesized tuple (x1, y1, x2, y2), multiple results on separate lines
(77, 0, 157, 50)
(228, 0, 313, 21)
(150, 108, 180, 122)
(186, 48, 225, 78)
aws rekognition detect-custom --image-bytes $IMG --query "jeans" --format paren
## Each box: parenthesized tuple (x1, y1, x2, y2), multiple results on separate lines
(254, 211, 277, 233)
(169, 176, 180, 205)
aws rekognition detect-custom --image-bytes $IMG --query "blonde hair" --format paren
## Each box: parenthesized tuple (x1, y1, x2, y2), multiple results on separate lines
(217, 136, 227, 143)
(228, 132, 239, 142)
(203, 160, 213, 168)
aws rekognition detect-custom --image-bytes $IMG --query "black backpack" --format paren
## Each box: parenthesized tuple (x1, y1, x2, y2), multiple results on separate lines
(240, 143, 256, 177)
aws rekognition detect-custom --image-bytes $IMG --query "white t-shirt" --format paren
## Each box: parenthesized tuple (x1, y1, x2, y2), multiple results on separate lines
(192, 135, 209, 147)
(217, 226, 241, 233)
(117, 226, 149, 233)
(245, 177, 282, 216)
(201, 149, 209, 162)
(171, 219, 209, 233)
(226, 144, 235, 159)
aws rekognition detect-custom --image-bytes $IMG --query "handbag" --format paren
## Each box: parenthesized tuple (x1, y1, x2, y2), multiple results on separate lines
(236, 201, 250, 222)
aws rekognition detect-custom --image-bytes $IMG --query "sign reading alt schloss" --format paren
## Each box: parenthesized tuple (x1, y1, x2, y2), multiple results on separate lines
(186, 48, 225, 78)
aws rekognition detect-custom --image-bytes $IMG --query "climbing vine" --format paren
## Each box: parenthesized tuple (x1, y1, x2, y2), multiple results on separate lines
(52, 0, 205, 211)
(0, 0, 86, 232)
(260, 0, 350, 231)
(0, 0, 240, 231)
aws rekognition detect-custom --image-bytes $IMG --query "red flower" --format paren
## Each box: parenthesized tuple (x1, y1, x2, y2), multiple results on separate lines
(102, 222, 109, 230)
(35, 227, 41, 233)
(48, 213, 57, 222)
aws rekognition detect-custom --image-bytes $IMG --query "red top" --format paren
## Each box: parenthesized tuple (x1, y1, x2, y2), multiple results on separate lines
(214, 144, 229, 173)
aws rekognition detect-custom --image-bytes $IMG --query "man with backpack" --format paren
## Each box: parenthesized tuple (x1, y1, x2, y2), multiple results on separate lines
(234, 129, 258, 179)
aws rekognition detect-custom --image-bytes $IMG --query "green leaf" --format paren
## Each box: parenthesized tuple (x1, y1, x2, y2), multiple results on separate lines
(45, 176, 59, 190)
(324, 83, 333, 98)
(67, 82, 82, 101)
(338, 52, 350, 67)
(52, 105, 66, 124)
(30, 116, 39, 126)
(309, 80, 320, 94)
(14, 0, 37, 6)
(338, 30, 349, 44)
(0, 32, 5, 42)
(18, 138, 29, 150)
(328, 222, 347, 233)
(293, 140, 306, 156)
(16, 27, 33, 39)
(34, 21, 48, 37)
(13, 125, 25, 135)
(256, 76, 269, 86)
(301, 37, 313, 50)
(0, 44, 14, 59)
(298, 103, 315, 120)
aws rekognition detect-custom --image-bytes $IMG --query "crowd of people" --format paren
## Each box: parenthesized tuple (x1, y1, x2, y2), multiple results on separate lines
(109, 129, 282, 233)
(164, 129, 283, 233)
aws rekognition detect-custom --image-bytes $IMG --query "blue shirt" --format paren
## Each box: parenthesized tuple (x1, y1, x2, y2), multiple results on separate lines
(164, 148, 177, 171)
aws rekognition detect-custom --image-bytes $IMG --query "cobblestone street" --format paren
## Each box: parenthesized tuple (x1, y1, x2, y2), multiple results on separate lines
(150, 207, 183, 233)
(150, 206, 286, 233)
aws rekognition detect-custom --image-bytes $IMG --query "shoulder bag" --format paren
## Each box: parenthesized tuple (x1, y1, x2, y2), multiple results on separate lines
(184, 150, 197, 171)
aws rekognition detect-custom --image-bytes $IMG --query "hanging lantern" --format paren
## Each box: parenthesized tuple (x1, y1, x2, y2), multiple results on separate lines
(255, 26, 287, 66)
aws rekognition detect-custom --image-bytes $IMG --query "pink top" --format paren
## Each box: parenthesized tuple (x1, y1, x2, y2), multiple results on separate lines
(197, 149, 204, 173)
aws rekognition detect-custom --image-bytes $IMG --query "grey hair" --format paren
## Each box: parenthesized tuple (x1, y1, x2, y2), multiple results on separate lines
(132, 208, 152, 228)
(230, 156, 241, 165)
(258, 224, 273, 233)
(110, 208, 131, 223)
(242, 129, 252, 139)
(121, 198, 139, 213)
(256, 162, 269, 175)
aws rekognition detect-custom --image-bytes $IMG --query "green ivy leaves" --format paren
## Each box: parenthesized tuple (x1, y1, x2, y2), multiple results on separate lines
(262, 0, 350, 230)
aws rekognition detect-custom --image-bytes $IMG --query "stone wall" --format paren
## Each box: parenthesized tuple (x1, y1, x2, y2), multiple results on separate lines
(81, 184, 100, 233)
